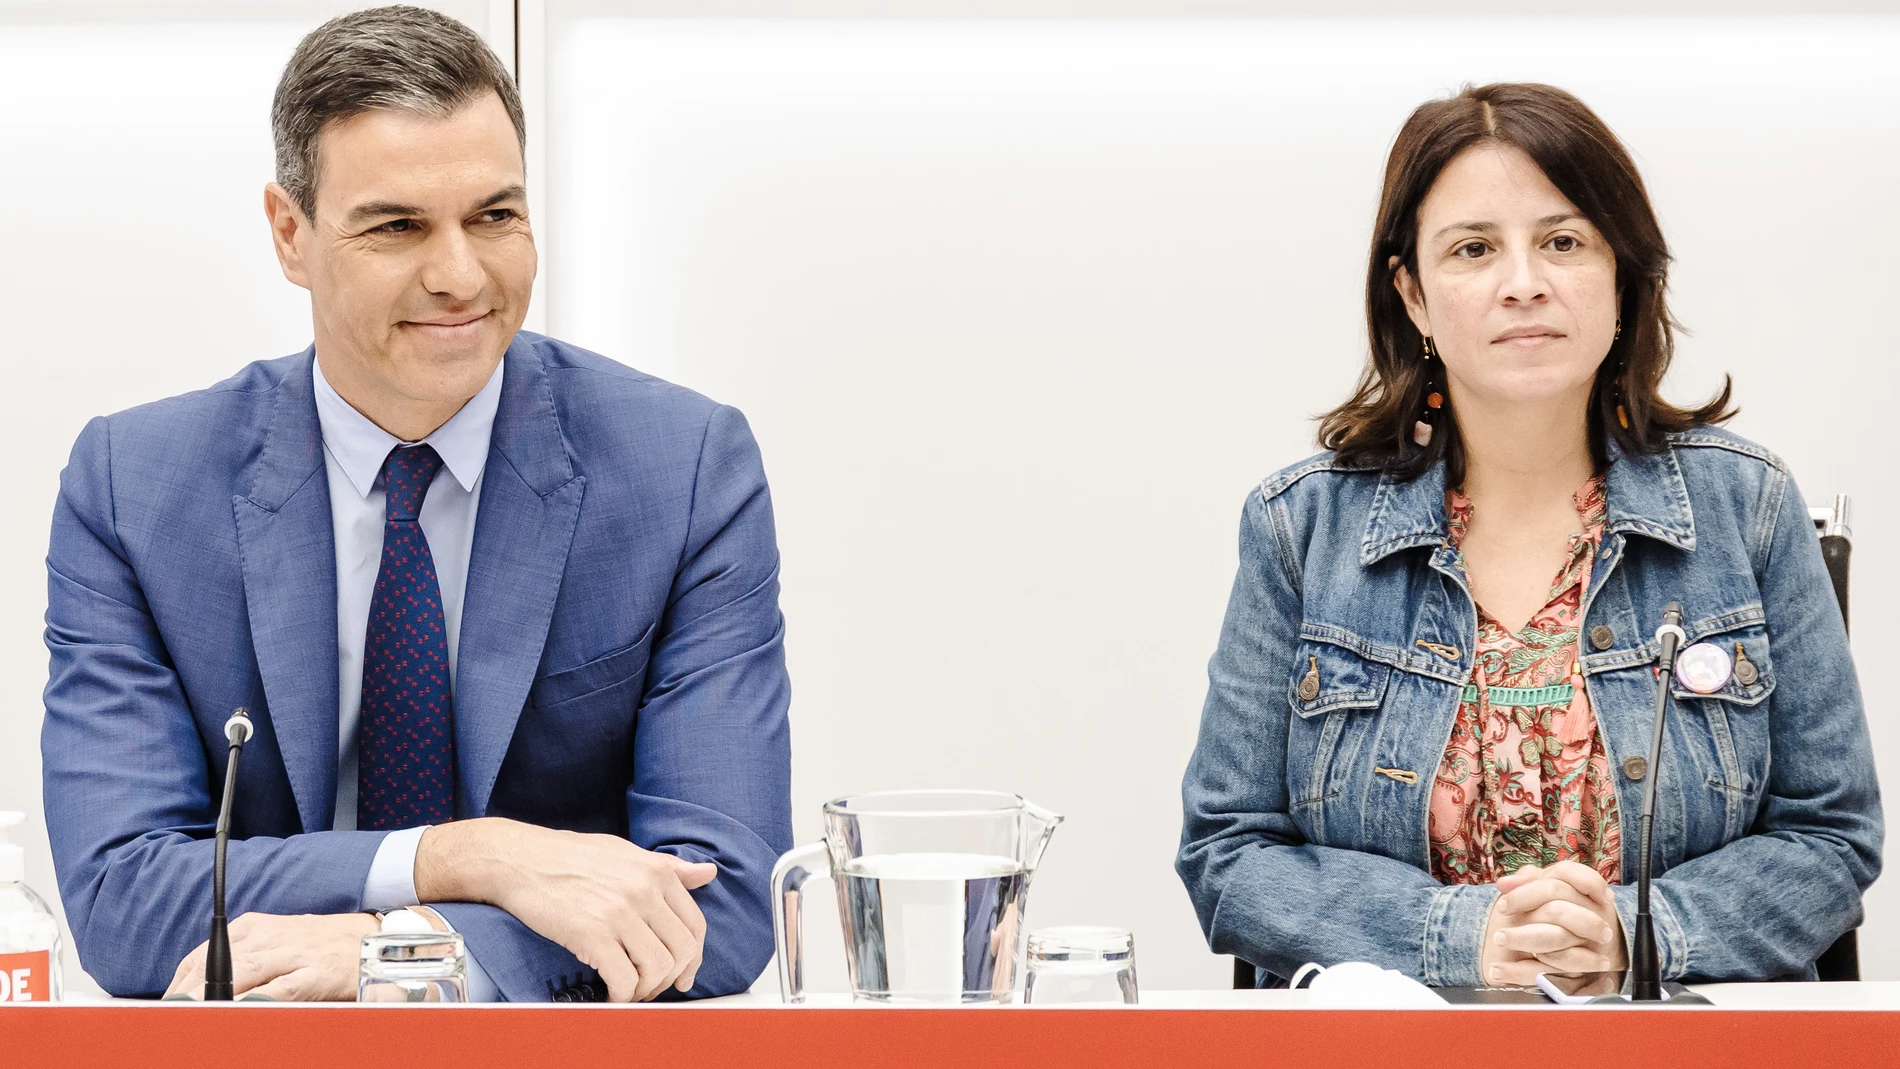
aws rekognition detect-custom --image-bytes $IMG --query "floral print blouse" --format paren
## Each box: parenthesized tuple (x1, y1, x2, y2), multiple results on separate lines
(1428, 475, 1623, 886)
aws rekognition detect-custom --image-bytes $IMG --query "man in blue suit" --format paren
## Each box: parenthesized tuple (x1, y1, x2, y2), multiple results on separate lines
(40, 6, 790, 1003)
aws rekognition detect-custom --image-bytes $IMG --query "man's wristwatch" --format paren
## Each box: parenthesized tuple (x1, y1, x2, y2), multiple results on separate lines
(364, 907, 458, 1004)
(372, 905, 450, 933)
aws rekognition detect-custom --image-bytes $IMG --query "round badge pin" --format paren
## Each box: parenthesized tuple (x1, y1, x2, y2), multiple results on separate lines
(1675, 642, 1733, 694)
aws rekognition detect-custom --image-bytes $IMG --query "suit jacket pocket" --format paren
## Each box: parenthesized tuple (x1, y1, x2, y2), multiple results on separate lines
(531, 622, 657, 710)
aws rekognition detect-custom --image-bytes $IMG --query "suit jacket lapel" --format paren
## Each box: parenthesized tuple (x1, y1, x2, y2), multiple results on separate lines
(456, 337, 586, 817)
(233, 348, 341, 834)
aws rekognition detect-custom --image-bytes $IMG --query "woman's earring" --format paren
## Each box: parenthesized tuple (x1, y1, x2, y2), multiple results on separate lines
(1614, 358, 1630, 430)
(1614, 318, 1622, 343)
(1414, 337, 1442, 447)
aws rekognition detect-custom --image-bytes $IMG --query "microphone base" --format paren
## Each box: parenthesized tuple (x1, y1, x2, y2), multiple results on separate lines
(1588, 985, 1713, 1007)
(1629, 904, 1660, 1000)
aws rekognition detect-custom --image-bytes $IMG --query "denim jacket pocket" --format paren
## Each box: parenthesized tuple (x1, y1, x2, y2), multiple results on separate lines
(1288, 640, 1393, 718)
(1670, 621, 1774, 709)
(1670, 620, 1775, 841)
(1286, 640, 1391, 842)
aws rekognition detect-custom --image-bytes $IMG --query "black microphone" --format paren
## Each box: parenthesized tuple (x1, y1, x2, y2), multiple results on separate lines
(1630, 605, 1685, 1002)
(204, 707, 253, 1002)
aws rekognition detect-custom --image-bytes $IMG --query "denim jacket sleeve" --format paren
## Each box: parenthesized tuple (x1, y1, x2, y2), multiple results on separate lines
(1618, 470, 1883, 981)
(1176, 486, 1497, 985)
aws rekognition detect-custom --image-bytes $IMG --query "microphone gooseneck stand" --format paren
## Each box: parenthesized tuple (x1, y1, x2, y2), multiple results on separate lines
(1630, 605, 1684, 1003)
(204, 707, 253, 1002)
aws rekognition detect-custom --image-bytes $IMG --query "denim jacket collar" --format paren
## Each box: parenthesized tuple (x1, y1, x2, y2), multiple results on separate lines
(1359, 437, 1697, 566)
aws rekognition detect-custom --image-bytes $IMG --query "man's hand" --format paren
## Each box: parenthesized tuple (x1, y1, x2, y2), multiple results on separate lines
(1482, 862, 1627, 986)
(416, 818, 717, 1003)
(165, 912, 378, 1001)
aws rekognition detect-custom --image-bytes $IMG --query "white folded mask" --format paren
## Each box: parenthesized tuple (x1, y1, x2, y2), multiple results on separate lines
(1288, 961, 1446, 1008)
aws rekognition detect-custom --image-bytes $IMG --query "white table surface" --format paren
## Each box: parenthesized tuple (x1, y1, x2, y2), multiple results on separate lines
(69, 981, 1900, 1010)
(696, 982, 1900, 1011)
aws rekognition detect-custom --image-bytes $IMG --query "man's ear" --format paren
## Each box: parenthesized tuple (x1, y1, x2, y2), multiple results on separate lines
(1390, 255, 1431, 339)
(264, 182, 313, 291)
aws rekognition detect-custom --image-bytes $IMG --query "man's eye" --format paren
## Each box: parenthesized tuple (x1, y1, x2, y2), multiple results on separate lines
(1454, 242, 1487, 259)
(1550, 235, 1579, 252)
(477, 209, 517, 224)
(372, 219, 415, 234)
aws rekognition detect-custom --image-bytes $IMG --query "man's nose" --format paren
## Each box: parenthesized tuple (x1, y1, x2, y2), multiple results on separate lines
(419, 227, 486, 302)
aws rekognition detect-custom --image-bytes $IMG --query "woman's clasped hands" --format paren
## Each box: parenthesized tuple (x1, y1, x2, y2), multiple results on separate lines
(1481, 861, 1628, 986)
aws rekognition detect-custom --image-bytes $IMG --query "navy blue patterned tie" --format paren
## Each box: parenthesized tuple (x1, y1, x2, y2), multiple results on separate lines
(357, 444, 456, 830)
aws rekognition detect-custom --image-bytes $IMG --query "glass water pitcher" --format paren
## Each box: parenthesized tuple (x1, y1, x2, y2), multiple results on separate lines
(770, 790, 1062, 1004)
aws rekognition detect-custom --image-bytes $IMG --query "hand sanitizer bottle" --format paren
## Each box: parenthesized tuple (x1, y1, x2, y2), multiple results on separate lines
(0, 812, 62, 1002)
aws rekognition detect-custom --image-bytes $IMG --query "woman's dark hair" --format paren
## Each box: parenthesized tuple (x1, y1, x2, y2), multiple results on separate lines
(1318, 82, 1734, 484)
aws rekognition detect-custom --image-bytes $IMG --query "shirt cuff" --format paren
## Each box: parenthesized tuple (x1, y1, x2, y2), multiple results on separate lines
(1421, 881, 1499, 986)
(407, 905, 502, 1003)
(361, 825, 428, 911)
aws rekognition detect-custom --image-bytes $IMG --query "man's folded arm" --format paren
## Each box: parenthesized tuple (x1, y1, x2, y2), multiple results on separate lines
(633, 402, 793, 998)
(427, 903, 573, 1001)
(423, 405, 791, 1001)
(428, 405, 791, 1002)
(42, 417, 390, 997)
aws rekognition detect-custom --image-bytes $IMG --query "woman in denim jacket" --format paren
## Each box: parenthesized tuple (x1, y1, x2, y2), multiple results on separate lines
(1177, 83, 1881, 987)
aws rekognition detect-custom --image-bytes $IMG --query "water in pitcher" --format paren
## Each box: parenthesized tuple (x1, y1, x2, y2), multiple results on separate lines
(836, 852, 1030, 1003)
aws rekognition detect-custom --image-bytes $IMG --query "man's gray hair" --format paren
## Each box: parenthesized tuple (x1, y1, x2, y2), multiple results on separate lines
(271, 5, 525, 219)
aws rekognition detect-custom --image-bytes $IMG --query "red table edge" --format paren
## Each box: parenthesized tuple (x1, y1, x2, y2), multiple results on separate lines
(4, 1004, 1887, 1068)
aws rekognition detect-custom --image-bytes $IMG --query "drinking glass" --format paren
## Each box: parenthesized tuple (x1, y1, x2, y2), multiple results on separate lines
(359, 931, 468, 1003)
(1023, 926, 1138, 1005)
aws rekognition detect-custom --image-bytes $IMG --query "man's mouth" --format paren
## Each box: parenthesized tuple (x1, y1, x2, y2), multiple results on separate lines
(401, 311, 492, 340)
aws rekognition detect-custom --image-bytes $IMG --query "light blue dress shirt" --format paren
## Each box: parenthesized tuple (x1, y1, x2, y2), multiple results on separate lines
(313, 356, 502, 1000)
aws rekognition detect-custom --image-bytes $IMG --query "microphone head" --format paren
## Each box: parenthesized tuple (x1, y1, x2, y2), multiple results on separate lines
(225, 707, 254, 745)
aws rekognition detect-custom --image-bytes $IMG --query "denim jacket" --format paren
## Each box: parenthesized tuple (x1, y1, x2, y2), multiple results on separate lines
(1176, 427, 1881, 985)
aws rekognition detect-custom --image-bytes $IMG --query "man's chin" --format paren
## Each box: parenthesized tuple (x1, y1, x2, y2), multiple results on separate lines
(387, 331, 508, 400)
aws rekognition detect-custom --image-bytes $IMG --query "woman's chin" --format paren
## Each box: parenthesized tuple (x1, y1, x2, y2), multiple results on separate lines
(1457, 370, 1599, 412)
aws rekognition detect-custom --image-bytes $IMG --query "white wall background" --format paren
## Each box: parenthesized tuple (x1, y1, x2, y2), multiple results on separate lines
(3, 1, 1895, 997)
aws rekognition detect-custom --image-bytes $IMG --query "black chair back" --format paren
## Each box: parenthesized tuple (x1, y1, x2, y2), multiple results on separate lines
(1814, 496, 1857, 982)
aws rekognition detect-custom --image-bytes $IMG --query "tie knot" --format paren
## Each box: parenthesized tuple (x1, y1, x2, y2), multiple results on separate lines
(381, 444, 444, 523)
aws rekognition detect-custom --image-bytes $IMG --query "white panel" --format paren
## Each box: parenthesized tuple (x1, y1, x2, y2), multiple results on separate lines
(519, 0, 550, 334)
(550, 0, 1897, 14)
(488, 0, 518, 77)
(0, 0, 490, 25)
(545, 17, 1900, 991)
(0, 0, 500, 997)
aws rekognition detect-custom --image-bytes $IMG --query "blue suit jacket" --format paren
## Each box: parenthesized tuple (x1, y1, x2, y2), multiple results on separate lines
(41, 333, 793, 1000)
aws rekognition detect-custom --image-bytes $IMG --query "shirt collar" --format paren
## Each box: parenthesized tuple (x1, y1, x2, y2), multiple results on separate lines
(1359, 436, 1696, 565)
(1599, 435, 1697, 552)
(312, 355, 503, 499)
